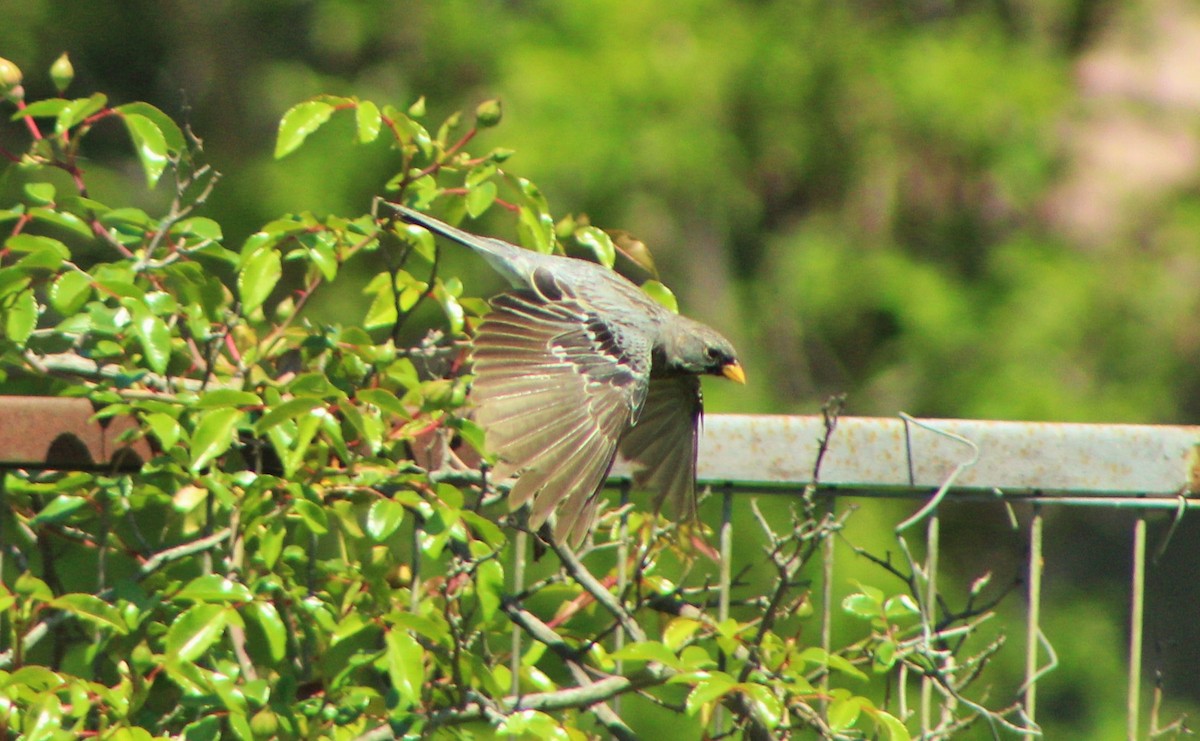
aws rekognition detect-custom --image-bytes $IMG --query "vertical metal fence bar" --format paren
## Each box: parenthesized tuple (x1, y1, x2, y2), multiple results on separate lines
(511, 529, 526, 697)
(920, 515, 940, 738)
(1025, 505, 1043, 725)
(713, 485, 735, 735)
(614, 483, 630, 714)
(820, 502, 835, 722)
(718, 485, 733, 626)
(1128, 513, 1147, 741)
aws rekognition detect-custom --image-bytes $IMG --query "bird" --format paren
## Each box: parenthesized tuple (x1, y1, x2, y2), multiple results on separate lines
(392, 204, 745, 547)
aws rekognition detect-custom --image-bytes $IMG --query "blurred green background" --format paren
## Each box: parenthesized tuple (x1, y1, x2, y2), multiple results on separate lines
(4, 0, 1200, 736)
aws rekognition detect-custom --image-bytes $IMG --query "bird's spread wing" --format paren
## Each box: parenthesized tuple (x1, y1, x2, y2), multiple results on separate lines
(617, 376, 702, 525)
(471, 288, 650, 546)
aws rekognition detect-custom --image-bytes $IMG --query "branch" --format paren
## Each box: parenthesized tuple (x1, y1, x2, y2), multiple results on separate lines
(547, 533, 646, 642)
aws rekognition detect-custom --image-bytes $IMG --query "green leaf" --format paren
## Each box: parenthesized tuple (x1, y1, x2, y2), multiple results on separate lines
(684, 672, 736, 716)
(873, 639, 898, 672)
(475, 557, 503, 621)
(610, 640, 677, 666)
(884, 594, 921, 619)
(663, 617, 702, 652)
(175, 575, 253, 603)
(30, 497, 87, 530)
(114, 102, 185, 152)
(49, 272, 93, 315)
(465, 180, 497, 218)
(6, 287, 39, 343)
(396, 222, 437, 263)
(24, 182, 56, 205)
(640, 279, 678, 313)
(291, 498, 328, 534)
(574, 226, 616, 268)
(124, 298, 172, 374)
(15, 98, 70, 120)
(165, 603, 228, 663)
(189, 407, 244, 473)
(460, 510, 504, 547)
(741, 684, 783, 729)
(254, 397, 324, 433)
(6, 232, 69, 257)
(874, 709, 912, 741)
(434, 279, 464, 334)
(355, 387, 407, 418)
(356, 100, 381, 143)
(238, 246, 281, 314)
(799, 646, 869, 681)
(48, 594, 127, 634)
(30, 207, 92, 239)
(171, 216, 223, 242)
(275, 100, 336, 158)
(121, 112, 170, 188)
(14, 573, 54, 601)
(366, 498, 406, 541)
(842, 593, 881, 619)
(55, 93, 107, 135)
(246, 601, 287, 663)
(143, 411, 182, 449)
(193, 389, 262, 409)
(383, 629, 425, 708)
(827, 695, 864, 732)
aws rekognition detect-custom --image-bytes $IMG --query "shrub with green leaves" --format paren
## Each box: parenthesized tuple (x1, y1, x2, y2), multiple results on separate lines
(0, 56, 1024, 740)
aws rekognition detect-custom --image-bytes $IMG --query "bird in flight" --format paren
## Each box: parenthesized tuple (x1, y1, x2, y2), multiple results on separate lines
(392, 204, 744, 546)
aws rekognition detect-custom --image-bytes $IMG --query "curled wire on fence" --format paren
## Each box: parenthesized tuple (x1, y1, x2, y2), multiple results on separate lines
(896, 412, 981, 533)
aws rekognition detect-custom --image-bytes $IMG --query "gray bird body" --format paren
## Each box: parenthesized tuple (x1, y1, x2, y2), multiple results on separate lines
(393, 204, 743, 545)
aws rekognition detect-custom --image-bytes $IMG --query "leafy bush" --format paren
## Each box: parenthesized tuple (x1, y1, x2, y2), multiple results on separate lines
(0, 57, 1024, 740)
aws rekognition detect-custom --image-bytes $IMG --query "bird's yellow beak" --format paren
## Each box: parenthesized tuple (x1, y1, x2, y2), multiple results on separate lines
(722, 361, 746, 384)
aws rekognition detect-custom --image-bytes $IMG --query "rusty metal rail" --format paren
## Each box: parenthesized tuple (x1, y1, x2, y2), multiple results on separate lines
(0, 396, 149, 470)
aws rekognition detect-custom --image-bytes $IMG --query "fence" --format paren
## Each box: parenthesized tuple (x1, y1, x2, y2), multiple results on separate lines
(2, 397, 1197, 738)
(660, 413, 1200, 739)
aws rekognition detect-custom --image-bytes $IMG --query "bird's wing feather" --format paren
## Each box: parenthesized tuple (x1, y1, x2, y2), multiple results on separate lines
(471, 289, 650, 545)
(617, 376, 702, 524)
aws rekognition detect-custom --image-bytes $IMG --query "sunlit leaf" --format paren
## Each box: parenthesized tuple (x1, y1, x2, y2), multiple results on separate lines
(49, 271, 93, 315)
(383, 629, 425, 707)
(465, 180, 497, 218)
(175, 575, 254, 603)
(640, 280, 678, 313)
(238, 246, 281, 314)
(475, 557, 503, 621)
(165, 603, 228, 663)
(29, 495, 87, 526)
(124, 299, 172, 374)
(246, 601, 287, 663)
(366, 498, 406, 541)
(121, 112, 170, 188)
(3, 287, 37, 343)
(574, 226, 615, 268)
(189, 407, 244, 473)
(356, 99, 381, 143)
(275, 100, 336, 158)
(49, 594, 127, 634)
(291, 498, 328, 534)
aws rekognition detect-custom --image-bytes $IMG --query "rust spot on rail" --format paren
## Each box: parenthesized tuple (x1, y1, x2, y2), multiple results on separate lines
(0, 396, 151, 470)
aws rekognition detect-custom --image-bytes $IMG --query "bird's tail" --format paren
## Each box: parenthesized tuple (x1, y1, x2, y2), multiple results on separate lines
(389, 204, 527, 284)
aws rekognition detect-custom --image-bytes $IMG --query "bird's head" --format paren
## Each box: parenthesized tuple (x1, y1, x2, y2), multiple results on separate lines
(660, 316, 746, 383)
